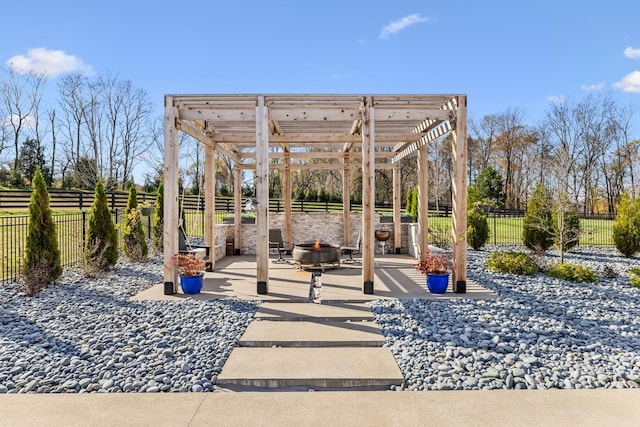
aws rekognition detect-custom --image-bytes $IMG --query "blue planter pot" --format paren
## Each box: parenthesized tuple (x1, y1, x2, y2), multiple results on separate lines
(426, 273, 449, 294)
(180, 274, 204, 294)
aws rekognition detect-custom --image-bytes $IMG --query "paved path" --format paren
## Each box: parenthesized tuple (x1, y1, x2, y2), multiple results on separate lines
(2, 390, 640, 426)
(216, 302, 404, 390)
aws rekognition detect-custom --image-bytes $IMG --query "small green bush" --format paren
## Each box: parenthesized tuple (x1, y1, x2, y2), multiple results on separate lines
(21, 168, 62, 295)
(486, 251, 538, 275)
(612, 193, 640, 258)
(467, 205, 489, 250)
(628, 268, 640, 288)
(546, 263, 598, 283)
(122, 185, 148, 262)
(152, 182, 164, 253)
(85, 180, 118, 274)
(522, 183, 554, 253)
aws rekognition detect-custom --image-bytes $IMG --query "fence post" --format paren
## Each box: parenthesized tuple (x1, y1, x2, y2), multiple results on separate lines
(82, 211, 87, 250)
(493, 211, 497, 246)
(111, 192, 116, 211)
(79, 192, 83, 210)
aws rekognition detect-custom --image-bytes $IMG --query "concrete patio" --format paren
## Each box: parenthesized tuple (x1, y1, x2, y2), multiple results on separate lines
(132, 254, 496, 302)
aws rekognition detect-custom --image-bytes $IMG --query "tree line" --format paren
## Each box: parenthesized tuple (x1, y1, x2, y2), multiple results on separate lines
(0, 67, 156, 191)
(2, 63, 637, 214)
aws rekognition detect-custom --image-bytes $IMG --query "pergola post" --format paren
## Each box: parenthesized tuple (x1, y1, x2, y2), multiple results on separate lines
(417, 144, 429, 255)
(392, 164, 402, 254)
(361, 97, 375, 294)
(451, 95, 468, 293)
(163, 97, 179, 295)
(233, 166, 242, 255)
(342, 153, 351, 245)
(255, 96, 269, 294)
(204, 144, 215, 271)
(283, 152, 292, 246)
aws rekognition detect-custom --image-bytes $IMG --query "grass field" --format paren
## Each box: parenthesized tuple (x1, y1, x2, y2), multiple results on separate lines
(1, 209, 616, 281)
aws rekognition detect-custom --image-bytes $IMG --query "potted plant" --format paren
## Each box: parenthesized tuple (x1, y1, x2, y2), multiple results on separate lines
(414, 251, 453, 294)
(172, 253, 206, 294)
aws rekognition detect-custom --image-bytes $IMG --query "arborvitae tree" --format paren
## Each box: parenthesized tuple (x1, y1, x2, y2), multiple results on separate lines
(21, 167, 62, 295)
(410, 187, 419, 222)
(85, 180, 118, 273)
(522, 182, 554, 253)
(122, 184, 148, 262)
(612, 192, 640, 257)
(467, 204, 490, 250)
(405, 187, 413, 215)
(553, 194, 581, 257)
(152, 183, 164, 253)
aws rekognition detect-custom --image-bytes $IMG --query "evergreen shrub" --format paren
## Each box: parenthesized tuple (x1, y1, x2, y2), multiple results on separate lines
(522, 183, 554, 253)
(612, 193, 640, 258)
(85, 180, 118, 275)
(467, 205, 489, 250)
(20, 168, 62, 295)
(486, 251, 538, 275)
(546, 263, 598, 283)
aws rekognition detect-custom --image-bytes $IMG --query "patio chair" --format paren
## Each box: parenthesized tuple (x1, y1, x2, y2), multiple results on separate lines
(269, 229, 293, 263)
(340, 230, 361, 263)
(179, 227, 212, 271)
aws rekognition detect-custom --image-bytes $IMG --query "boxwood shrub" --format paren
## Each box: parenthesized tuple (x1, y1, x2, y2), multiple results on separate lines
(546, 263, 598, 283)
(486, 251, 538, 275)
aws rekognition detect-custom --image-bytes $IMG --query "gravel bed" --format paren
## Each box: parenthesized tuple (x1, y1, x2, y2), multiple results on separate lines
(0, 257, 258, 394)
(372, 246, 640, 390)
(3, 247, 639, 393)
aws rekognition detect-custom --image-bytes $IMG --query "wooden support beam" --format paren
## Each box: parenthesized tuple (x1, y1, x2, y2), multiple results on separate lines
(393, 164, 402, 253)
(268, 108, 359, 122)
(392, 121, 453, 163)
(233, 166, 242, 254)
(374, 108, 450, 121)
(163, 98, 179, 294)
(451, 95, 468, 293)
(361, 97, 375, 294)
(204, 144, 215, 271)
(255, 96, 270, 294)
(178, 108, 255, 122)
(417, 144, 429, 255)
(284, 152, 292, 247)
(342, 154, 351, 247)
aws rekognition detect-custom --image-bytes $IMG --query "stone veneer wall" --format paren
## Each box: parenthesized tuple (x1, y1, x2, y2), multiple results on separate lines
(213, 212, 420, 257)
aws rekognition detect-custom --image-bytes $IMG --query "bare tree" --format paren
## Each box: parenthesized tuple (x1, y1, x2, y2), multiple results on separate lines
(0, 67, 46, 170)
(57, 73, 90, 174)
(491, 108, 534, 209)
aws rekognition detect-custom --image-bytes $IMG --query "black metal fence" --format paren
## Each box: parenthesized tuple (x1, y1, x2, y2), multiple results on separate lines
(1, 210, 153, 283)
(0, 204, 616, 283)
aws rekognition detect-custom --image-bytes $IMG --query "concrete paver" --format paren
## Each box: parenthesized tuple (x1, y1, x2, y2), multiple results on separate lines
(216, 347, 404, 390)
(255, 302, 375, 321)
(240, 320, 386, 347)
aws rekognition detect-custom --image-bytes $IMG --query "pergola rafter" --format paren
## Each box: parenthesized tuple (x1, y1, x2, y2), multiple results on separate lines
(163, 94, 467, 295)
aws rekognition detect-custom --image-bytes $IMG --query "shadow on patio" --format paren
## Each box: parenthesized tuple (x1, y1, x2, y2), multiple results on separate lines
(132, 254, 496, 302)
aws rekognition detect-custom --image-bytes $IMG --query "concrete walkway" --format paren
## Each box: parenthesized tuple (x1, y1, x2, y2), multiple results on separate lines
(2, 390, 640, 426)
(217, 302, 404, 390)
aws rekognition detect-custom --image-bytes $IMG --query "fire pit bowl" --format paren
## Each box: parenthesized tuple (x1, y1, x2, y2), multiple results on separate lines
(375, 229, 391, 242)
(292, 241, 340, 265)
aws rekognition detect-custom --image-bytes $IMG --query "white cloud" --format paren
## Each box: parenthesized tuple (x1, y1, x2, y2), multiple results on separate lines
(380, 14, 430, 39)
(624, 46, 640, 59)
(2, 114, 37, 129)
(613, 70, 640, 93)
(547, 94, 566, 104)
(581, 82, 605, 91)
(6, 48, 93, 77)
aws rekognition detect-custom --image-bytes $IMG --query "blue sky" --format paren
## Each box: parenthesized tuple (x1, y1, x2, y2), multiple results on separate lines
(2, 1, 640, 135)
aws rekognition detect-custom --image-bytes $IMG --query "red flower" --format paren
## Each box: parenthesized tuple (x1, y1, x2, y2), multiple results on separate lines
(171, 253, 205, 276)
(414, 251, 452, 275)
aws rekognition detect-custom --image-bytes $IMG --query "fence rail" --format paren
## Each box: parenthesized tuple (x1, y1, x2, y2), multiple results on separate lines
(1, 206, 616, 283)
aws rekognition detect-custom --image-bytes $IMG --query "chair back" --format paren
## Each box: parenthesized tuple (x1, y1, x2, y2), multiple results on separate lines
(269, 229, 284, 247)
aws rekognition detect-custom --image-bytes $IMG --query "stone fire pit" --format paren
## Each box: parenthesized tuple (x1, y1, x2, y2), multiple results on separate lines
(291, 241, 341, 270)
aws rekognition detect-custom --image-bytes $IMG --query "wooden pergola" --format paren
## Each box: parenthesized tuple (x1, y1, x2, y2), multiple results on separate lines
(163, 94, 467, 295)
